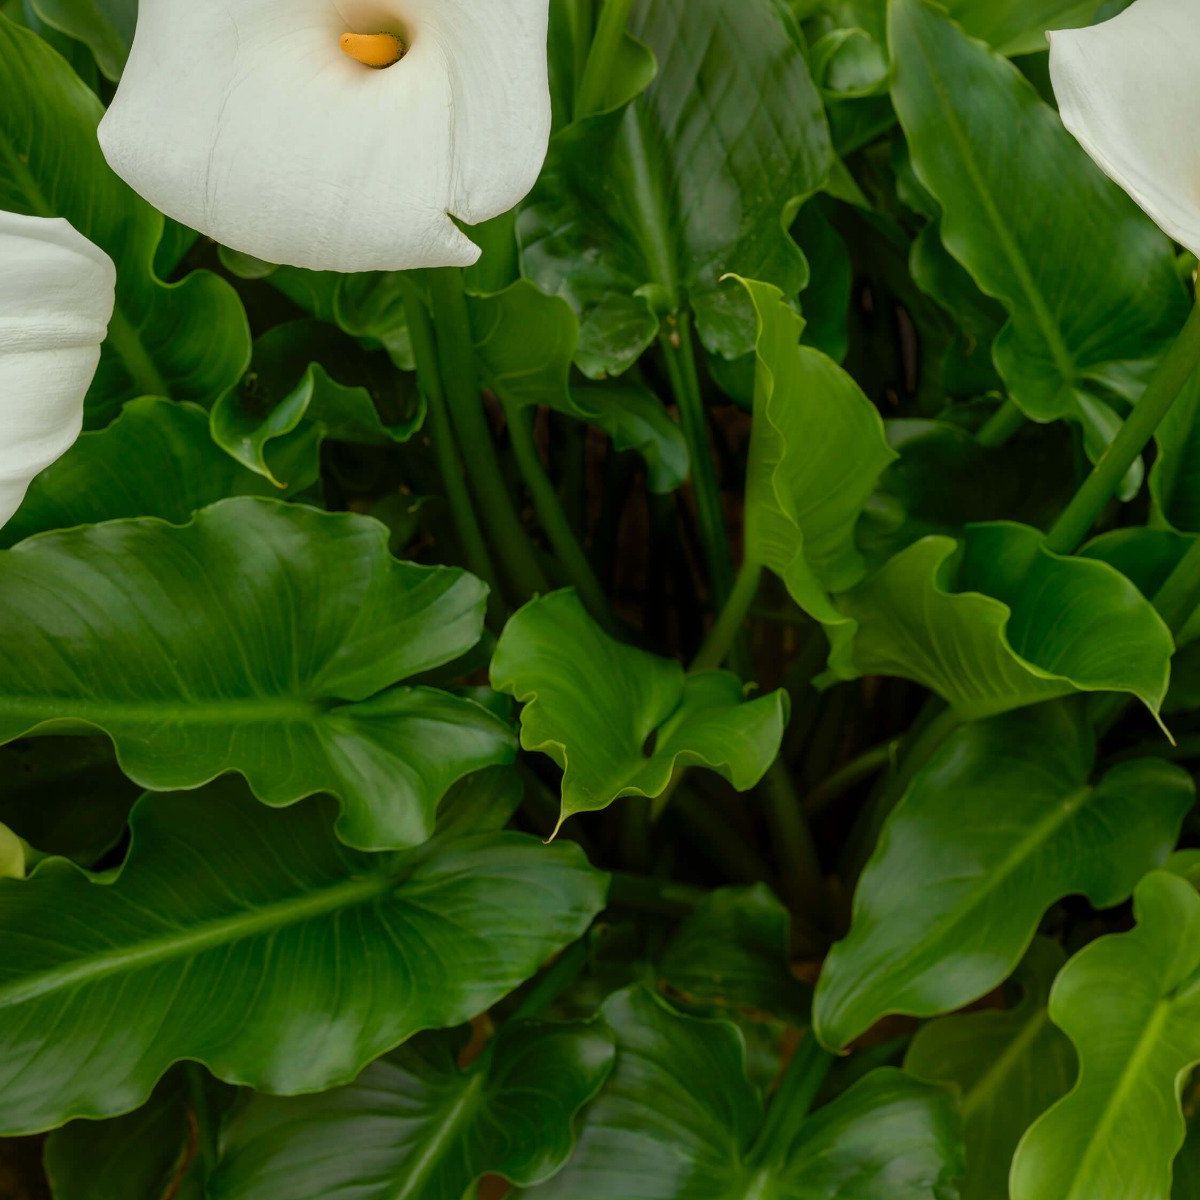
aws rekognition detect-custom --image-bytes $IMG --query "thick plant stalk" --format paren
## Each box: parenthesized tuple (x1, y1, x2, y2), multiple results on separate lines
(575, 0, 637, 118)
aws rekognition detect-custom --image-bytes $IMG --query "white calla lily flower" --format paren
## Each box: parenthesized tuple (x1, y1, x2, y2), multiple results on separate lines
(97, 1, 552, 273)
(1049, 0, 1200, 258)
(0, 212, 115, 530)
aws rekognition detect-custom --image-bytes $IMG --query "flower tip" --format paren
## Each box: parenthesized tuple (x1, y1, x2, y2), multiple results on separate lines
(339, 32, 405, 70)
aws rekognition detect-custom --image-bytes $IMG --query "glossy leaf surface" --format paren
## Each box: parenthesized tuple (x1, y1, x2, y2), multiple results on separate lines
(531, 987, 963, 1199)
(1011, 871, 1200, 1200)
(209, 1020, 614, 1200)
(0, 780, 607, 1134)
(815, 703, 1192, 1049)
(0, 498, 515, 849)
(491, 590, 787, 825)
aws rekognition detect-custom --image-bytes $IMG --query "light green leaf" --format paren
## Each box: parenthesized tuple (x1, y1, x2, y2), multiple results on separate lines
(468, 280, 688, 491)
(209, 1019, 614, 1200)
(0, 778, 607, 1135)
(0, 498, 515, 850)
(0, 823, 22, 881)
(28, 0, 134, 79)
(889, 0, 1186, 424)
(520, 0, 833, 376)
(0, 398, 273, 548)
(1011, 871, 1200, 1200)
(942, 0, 1103, 55)
(815, 702, 1191, 1049)
(529, 987, 963, 1199)
(211, 320, 423, 489)
(827, 522, 1173, 719)
(741, 277, 897, 658)
(490, 590, 787, 827)
(0, 15, 250, 425)
(658, 884, 811, 1021)
(905, 939, 1076, 1200)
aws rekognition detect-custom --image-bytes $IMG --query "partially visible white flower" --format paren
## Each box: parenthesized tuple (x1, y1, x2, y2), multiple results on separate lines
(0, 212, 115, 530)
(97, 1, 552, 273)
(1049, 0, 1200, 258)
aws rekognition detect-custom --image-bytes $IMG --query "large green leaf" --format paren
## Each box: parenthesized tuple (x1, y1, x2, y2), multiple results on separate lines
(0, 15, 250, 425)
(0, 498, 515, 850)
(211, 321, 423, 490)
(889, 0, 1185, 425)
(742, 279, 896, 655)
(942, 0, 1103, 55)
(658, 884, 811, 1021)
(520, 0, 833, 377)
(490, 590, 787, 827)
(208, 1019, 614, 1200)
(468, 280, 688, 491)
(814, 702, 1192, 1049)
(905, 939, 1076, 1200)
(0, 778, 607, 1134)
(0, 398, 272, 548)
(1010, 870, 1200, 1200)
(28, 0, 134, 79)
(826, 522, 1173, 718)
(529, 987, 963, 1199)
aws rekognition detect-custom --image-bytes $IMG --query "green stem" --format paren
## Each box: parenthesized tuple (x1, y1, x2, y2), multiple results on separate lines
(510, 938, 589, 1021)
(692, 562, 763, 671)
(748, 1035, 834, 1166)
(976, 398, 1026, 448)
(575, 0, 636, 118)
(504, 399, 614, 626)
(760, 760, 828, 929)
(1046, 300, 1200, 555)
(184, 1063, 218, 1177)
(1150, 535, 1200, 635)
(426, 268, 549, 598)
(660, 314, 736, 607)
(397, 278, 502, 616)
(805, 739, 901, 818)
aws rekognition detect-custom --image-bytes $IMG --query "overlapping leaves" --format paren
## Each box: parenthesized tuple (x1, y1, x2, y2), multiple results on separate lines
(0, 777, 607, 1134)
(0, 498, 515, 849)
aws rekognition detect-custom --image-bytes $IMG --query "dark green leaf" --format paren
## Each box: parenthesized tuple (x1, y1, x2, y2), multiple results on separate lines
(520, 0, 833, 376)
(27, 0, 134, 79)
(0, 779, 607, 1134)
(490, 590, 787, 827)
(815, 702, 1192, 1049)
(209, 1020, 614, 1200)
(942, 0, 1103, 55)
(0, 499, 514, 850)
(0, 15, 250, 425)
(529, 987, 963, 1199)
(905, 939, 1076, 1200)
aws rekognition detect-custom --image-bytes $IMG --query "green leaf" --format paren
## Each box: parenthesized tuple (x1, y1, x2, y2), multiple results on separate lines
(27, 0, 134, 79)
(1010, 871, 1200, 1200)
(941, 0, 1103, 55)
(0, 498, 515, 850)
(44, 1068, 230, 1200)
(468, 280, 688, 491)
(1152, 368, 1200, 534)
(490, 590, 787, 827)
(208, 1019, 614, 1200)
(0, 15, 250, 425)
(0, 398, 273, 548)
(210, 320, 423, 489)
(0, 823, 22, 881)
(529, 987, 963, 1199)
(827, 523, 1174, 719)
(0, 778, 608, 1134)
(520, 0, 833, 377)
(888, 0, 1186, 425)
(658, 884, 811, 1021)
(742, 278, 897, 650)
(905, 939, 1076, 1200)
(815, 702, 1192, 1050)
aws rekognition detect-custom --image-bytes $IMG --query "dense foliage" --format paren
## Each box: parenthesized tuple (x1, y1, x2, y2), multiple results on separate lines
(2, 0, 1199, 1197)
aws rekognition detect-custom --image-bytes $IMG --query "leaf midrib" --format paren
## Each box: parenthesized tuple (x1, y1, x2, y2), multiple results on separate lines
(0, 870, 394, 1008)
(392, 1071, 487, 1200)
(960, 1005, 1051, 1121)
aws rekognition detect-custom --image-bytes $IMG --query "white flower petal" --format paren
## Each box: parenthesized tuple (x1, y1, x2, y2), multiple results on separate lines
(1049, 0, 1200, 259)
(97, 0, 551, 272)
(0, 211, 115, 530)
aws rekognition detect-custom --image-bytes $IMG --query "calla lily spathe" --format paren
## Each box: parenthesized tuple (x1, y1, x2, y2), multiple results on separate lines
(0, 212, 115, 530)
(97, 1, 553, 273)
(1049, 0, 1200, 259)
